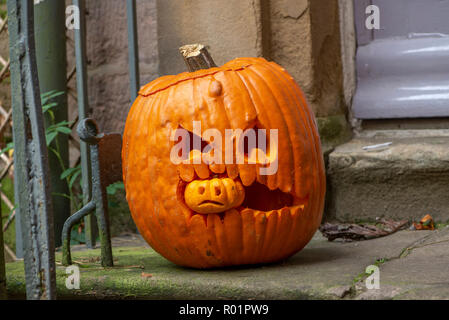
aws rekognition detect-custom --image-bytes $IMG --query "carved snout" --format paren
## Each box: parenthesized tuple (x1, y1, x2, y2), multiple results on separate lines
(184, 178, 245, 214)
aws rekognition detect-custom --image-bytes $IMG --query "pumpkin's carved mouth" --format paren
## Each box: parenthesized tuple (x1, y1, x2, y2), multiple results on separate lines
(199, 200, 224, 206)
(177, 167, 308, 221)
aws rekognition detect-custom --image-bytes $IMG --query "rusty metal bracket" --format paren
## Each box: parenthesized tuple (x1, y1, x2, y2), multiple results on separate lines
(62, 118, 122, 267)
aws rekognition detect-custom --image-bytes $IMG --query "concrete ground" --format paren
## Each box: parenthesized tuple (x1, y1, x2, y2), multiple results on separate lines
(4, 227, 449, 300)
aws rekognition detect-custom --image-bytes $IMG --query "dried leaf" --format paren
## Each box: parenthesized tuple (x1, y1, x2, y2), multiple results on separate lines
(412, 214, 434, 230)
(320, 219, 409, 242)
(141, 272, 153, 279)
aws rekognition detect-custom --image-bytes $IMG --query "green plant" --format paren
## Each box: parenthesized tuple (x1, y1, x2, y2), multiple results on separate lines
(1, 91, 82, 244)
(1, 91, 130, 246)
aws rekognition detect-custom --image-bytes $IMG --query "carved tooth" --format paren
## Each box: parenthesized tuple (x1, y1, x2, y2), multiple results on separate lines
(238, 164, 256, 187)
(194, 163, 210, 179)
(210, 163, 226, 174)
(256, 163, 268, 186)
(279, 207, 290, 216)
(266, 209, 278, 218)
(290, 205, 304, 219)
(189, 149, 210, 179)
(225, 164, 239, 179)
(178, 163, 195, 182)
(240, 208, 255, 216)
(266, 170, 277, 191)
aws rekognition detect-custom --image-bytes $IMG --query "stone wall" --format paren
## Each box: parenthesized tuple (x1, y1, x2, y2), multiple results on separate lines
(68, 0, 352, 145)
(66, 0, 159, 133)
(156, 0, 264, 75)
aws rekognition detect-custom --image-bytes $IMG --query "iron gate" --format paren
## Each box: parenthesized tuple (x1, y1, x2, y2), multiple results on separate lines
(3, 0, 141, 299)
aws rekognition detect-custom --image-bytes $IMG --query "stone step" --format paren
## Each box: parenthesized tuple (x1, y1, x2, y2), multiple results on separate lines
(327, 130, 449, 222)
(6, 229, 449, 300)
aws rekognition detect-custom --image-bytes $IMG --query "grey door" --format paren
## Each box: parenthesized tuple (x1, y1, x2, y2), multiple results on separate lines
(352, 0, 449, 119)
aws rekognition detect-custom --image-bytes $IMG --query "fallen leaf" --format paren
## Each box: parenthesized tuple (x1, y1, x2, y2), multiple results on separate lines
(320, 219, 409, 241)
(412, 214, 434, 230)
(141, 272, 153, 279)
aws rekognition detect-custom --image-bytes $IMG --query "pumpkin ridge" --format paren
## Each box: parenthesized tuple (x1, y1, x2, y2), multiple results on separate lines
(276, 67, 325, 231)
(147, 86, 191, 265)
(265, 67, 323, 230)
(240, 66, 293, 192)
(236, 68, 280, 191)
(260, 61, 313, 199)
(249, 65, 300, 194)
(234, 71, 271, 187)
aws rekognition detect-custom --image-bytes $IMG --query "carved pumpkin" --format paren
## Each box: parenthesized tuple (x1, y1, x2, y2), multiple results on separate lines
(122, 45, 326, 268)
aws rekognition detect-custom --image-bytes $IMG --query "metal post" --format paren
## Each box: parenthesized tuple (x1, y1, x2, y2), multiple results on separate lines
(34, 0, 69, 248)
(127, 0, 140, 103)
(7, 0, 56, 300)
(62, 118, 116, 267)
(73, 0, 96, 248)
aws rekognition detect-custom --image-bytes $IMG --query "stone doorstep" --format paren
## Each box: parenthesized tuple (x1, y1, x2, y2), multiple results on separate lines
(5, 229, 449, 300)
(326, 129, 449, 222)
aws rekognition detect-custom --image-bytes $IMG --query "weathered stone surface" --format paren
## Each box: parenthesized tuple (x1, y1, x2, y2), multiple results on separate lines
(7, 229, 444, 299)
(309, 0, 345, 117)
(62, 0, 349, 134)
(270, 0, 345, 117)
(326, 285, 352, 298)
(327, 130, 449, 222)
(317, 114, 352, 148)
(337, 0, 356, 111)
(66, 0, 159, 133)
(270, 0, 314, 104)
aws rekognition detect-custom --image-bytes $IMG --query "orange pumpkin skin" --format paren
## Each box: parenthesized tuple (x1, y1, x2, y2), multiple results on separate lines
(122, 57, 326, 268)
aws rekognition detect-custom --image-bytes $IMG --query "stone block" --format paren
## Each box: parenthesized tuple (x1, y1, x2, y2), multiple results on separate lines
(327, 130, 449, 222)
(156, 0, 263, 75)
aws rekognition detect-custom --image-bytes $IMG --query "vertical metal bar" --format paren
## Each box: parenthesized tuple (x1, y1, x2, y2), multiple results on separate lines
(14, 203, 23, 258)
(91, 145, 113, 267)
(7, 0, 56, 300)
(0, 204, 6, 299)
(127, 0, 140, 103)
(73, 0, 96, 248)
(34, 0, 69, 248)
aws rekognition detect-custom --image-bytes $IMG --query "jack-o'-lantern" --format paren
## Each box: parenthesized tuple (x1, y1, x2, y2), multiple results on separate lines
(122, 44, 326, 268)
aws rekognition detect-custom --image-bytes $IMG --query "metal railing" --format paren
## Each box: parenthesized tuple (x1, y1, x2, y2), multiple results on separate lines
(3, 0, 141, 300)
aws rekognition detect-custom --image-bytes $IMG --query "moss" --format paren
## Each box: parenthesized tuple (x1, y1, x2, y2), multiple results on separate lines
(316, 114, 352, 148)
(5, 246, 331, 300)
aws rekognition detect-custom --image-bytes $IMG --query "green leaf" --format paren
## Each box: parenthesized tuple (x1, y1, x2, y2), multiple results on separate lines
(46, 131, 58, 146)
(52, 192, 72, 200)
(60, 166, 81, 180)
(106, 182, 125, 195)
(0, 142, 14, 155)
(47, 121, 72, 130)
(42, 102, 58, 113)
(69, 170, 82, 189)
(55, 127, 72, 134)
(41, 90, 64, 105)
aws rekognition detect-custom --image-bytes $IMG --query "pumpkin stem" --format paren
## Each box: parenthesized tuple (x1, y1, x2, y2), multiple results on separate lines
(179, 44, 217, 72)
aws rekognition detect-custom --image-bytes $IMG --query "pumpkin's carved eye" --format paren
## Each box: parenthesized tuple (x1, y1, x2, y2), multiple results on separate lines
(174, 126, 210, 159)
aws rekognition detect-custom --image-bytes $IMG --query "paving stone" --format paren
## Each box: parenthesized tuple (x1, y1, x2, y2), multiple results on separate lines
(5, 229, 440, 299)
